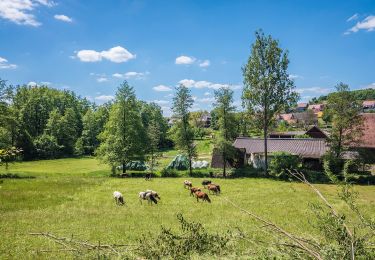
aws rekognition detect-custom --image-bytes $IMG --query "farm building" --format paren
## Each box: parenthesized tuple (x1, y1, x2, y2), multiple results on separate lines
(269, 126, 328, 139)
(363, 100, 375, 112)
(295, 103, 308, 112)
(353, 113, 375, 162)
(232, 137, 328, 169)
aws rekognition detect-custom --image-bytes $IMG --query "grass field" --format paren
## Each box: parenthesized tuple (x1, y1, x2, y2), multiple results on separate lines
(1, 157, 375, 259)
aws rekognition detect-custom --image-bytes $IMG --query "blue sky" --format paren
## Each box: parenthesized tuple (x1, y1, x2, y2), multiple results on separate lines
(1, 0, 375, 115)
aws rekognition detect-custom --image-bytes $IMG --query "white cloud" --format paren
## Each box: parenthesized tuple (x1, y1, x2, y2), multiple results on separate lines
(112, 71, 147, 79)
(204, 92, 211, 96)
(77, 50, 102, 62)
(0, 56, 17, 69)
(95, 95, 114, 102)
(196, 97, 215, 103)
(27, 81, 37, 86)
(97, 77, 108, 83)
(296, 87, 331, 94)
(76, 46, 135, 63)
(40, 81, 51, 85)
(289, 74, 303, 80)
(153, 100, 169, 105)
(347, 13, 359, 22)
(54, 14, 72, 23)
(153, 85, 172, 92)
(199, 60, 210, 67)
(0, 0, 54, 27)
(366, 83, 375, 89)
(345, 15, 375, 34)
(178, 79, 241, 90)
(175, 55, 196, 65)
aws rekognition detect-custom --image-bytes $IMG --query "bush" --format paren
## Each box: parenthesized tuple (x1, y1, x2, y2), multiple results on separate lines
(160, 167, 179, 177)
(34, 134, 62, 159)
(138, 213, 232, 259)
(269, 152, 302, 179)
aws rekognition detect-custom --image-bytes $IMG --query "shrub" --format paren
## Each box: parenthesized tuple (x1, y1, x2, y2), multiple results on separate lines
(269, 152, 302, 179)
(34, 134, 62, 159)
(138, 213, 232, 259)
(160, 167, 179, 177)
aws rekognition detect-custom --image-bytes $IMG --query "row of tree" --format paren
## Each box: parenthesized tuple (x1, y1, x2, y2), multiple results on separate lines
(0, 80, 169, 165)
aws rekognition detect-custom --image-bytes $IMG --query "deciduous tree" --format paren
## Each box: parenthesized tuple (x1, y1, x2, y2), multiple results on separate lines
(171, 84, 196, 176)
(242, 30, 299, 174)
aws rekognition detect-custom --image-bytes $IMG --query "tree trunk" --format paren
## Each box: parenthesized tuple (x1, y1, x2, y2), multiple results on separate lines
(122, 161, 126, 174)
(189, 156, 192, 176)
(264, 113, 268, 175)
(223, 152, 226, 178)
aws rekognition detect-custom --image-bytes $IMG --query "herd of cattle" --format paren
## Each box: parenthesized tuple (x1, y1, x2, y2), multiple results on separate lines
(113, 180, 221, 206)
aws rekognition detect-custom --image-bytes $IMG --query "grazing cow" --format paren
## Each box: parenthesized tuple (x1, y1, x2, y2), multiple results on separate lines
(145, 192, 158, 205)
(113, 191, 125, 205)
(145, 173, 152, 181)
(145, 190, 161, 200)
(207, 184, 221, 195)
(189, 187, 201, 196)
(139, 191, 158, 205)
(183, 180, 192, 189)
(194, 191, 211, 203)
(201, 180, 212, 188)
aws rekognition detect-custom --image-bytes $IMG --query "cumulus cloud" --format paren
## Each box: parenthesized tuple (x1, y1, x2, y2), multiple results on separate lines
(27, 81, 37, 87)
(97, 77, 108, 83)
(345, 15, 375, 34)
(196, 97, 215, 103)
(95, 95, 114, 102)
(76, 46, 136, 63)
(112, 71, 148, 79)
(0, 57, 17, 69)
(366, 83, 375, 89)
(54, 14, 72, 23)
(296, 87, 331, 94)
(347, 13, 359, 22)
(175, 55, 196, 65)
(199, 60, 210, 67)
(178, 79, 241, 90)
(175, 55, 211, 68)
(289, 74, 303, 80)
(153, 100, 169, 105)
(204, 92, 211, 96)
(0, 0, 54, 27)
(153, 85, 172, 92)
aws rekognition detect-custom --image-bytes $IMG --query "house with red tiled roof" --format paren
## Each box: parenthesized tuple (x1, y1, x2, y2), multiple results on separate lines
(277, 113, 296, 124)
(308, 104, 324, 113)
(357, 113, 375, 149)
(296, 103, 308, 112)
(363, 100, 375, 112)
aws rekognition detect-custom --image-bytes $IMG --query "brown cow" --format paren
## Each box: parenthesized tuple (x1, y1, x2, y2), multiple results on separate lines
(195, 191, 211, 203)
(207, 184, 221, 195)
(190, 187, 201, 196)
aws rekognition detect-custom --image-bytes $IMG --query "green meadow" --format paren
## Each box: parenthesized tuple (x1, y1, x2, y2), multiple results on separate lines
(1, 157, 375, 259)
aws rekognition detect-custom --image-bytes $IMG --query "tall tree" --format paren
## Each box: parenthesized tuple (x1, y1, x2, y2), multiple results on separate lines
(96, 81, 146, 173)
(213, 87, 237, 177)
(171, 84, 196, 176)
(242, 30, 298, 174)
(326, 83, 363, 158)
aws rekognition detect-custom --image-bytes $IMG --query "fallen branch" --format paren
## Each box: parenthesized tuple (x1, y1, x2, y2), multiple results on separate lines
(223, 197, 322, 260)
(30, 232, 138, 255)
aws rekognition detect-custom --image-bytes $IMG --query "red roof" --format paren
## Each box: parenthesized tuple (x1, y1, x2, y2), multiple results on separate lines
(358, 113, 375, 148)
(297, 103, 308, 108)
(363, 100, 375, 107)
(279, 113, 294, 121)
(308, 104, 324, 112)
